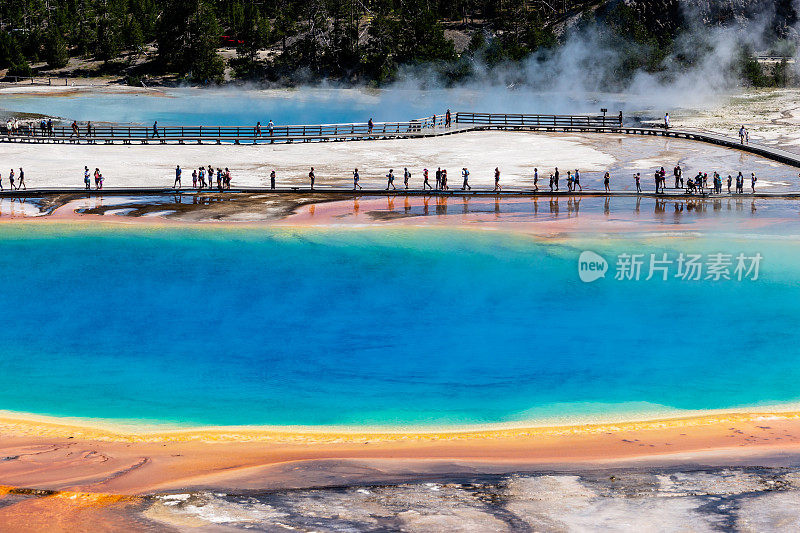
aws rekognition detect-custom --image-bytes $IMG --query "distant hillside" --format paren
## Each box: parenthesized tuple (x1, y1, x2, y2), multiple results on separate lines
(0, 0, 797, 87)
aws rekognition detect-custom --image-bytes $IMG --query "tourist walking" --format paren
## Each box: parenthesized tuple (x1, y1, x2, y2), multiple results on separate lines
(634, 173, 641, 193)
(152, 121, 160, 138)
(368, 118, 374, 135)
(386, 169, 396, 190)
(739, 125, 747, 144)
(404, 168, 411, 189)
(533, 168, 539, 192)
(751, 172, 757, 193)
(198, 167, 206, 189)
(441, 169, 448, 190)
(309, 167, 315, 190)
(494, 167, 502, 191)
(566, 171, 573, 192)
(727, 175, 732, 193)
(674, 164, 683, 188)
(549, 173, 554, 192)
(97, 172, 104, 189)
(270, 170, 276, 189)
(353, 168, 361, 190)
(604, 171, 611, 192)
(17, 167, 25, 190)
(192, 169, 197, 188)
(85, 166, 91, 189)
(423, 168, 432, 190)
(553, 167, 560, 191)
(70, 121, 80, 139)
(461, 168, 471, 190)
(225, 168, 232, 189)
(255, 122, 261, 137)
(8, 168, 14, 190)
(445, 109, 452, 128)
(574, 169, 582, 192)
(435, 167, 441, 190)
(664, 112, 670, 129)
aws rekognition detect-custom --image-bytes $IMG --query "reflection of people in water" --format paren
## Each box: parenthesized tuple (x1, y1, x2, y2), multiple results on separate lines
(567, 196, 581, 216)
(436, 195, 448, 215)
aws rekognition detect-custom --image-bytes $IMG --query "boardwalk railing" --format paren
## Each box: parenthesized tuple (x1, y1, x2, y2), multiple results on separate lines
(0, 118, 440, 142)
(0, 75, 75, 86)
(0, 112, 623, 144)
(455, 112, 623, 128)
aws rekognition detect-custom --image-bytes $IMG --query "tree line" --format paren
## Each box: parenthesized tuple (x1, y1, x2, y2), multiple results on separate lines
(0, 0, 796, 87)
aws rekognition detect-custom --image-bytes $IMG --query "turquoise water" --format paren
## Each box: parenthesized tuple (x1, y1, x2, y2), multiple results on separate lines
(1, 87, 609, 126)
(0, 225, 797, 427)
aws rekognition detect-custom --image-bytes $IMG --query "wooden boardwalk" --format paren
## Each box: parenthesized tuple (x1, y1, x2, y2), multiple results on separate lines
(3, 187, 800, 199)
(3, 111, 799, 168)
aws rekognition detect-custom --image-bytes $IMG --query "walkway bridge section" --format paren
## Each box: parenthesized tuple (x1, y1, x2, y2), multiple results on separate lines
(2, 111, 799, 168)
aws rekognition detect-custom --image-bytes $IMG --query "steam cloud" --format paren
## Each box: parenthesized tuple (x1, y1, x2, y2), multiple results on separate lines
(386, 0, 799, 114)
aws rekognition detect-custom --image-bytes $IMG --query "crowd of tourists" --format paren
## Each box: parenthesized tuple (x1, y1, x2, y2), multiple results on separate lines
(172, 165, 234, 190)
(647, 164, 758, 194)
(259, 164, 765, 196)
(0, 163, 779, 196)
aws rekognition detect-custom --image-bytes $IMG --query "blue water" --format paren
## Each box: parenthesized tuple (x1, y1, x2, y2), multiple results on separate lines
(0, 225, 798, 427)
(0, 87, 611, 126)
